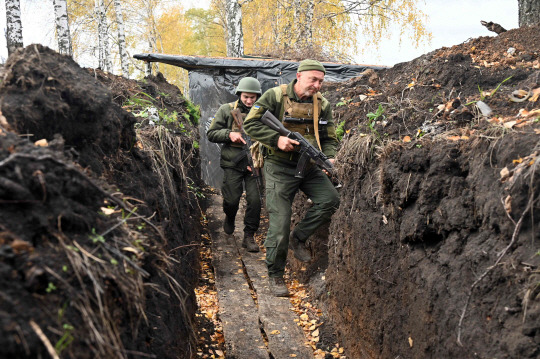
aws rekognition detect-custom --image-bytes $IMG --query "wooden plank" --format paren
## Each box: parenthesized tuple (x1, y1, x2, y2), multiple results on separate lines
(207, 200, 269, 359)
(209, 193, 312, 359)
(241, 252, 313, 359)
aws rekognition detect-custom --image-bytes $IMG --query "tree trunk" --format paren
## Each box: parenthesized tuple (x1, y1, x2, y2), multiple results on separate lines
(113, 0, 129, 77)
(225, 0, 243, 57)
(95, 0, 112, 72)
(518, 0, 540, 26)
(53, 0, 73, 56)
(4, 0, 23, 55)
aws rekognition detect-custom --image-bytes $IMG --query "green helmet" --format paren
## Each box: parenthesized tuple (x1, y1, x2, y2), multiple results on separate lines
(235, 77, 262, 95)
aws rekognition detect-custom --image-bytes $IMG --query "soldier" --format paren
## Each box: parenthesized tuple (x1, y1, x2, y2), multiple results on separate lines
(244, 60, 340, 296)
(207, 77, 263, 252)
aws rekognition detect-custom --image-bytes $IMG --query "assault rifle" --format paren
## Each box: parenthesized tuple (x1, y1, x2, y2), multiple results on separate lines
(260, 110, 334, 179)
(231, 109, 264, 201)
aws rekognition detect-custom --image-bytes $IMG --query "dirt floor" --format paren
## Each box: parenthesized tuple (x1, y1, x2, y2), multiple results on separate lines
(288, 24, 540, 358)
(0, 45, 203, 358)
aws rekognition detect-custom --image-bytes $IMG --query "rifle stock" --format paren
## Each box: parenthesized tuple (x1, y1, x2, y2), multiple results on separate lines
(260, 110, 334, 178)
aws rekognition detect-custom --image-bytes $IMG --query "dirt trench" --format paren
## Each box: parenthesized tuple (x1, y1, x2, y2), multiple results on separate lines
(289, 25, 540, 358)
(0, 45, 203, 359)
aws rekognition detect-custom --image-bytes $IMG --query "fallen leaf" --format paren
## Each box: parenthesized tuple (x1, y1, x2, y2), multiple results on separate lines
(447, 135, 461, 141)
(529, 87, 540, 102)
(312, 329, 319, 337)
(11, 239, 33, 253)
(504, 195, 512, 214)
(300, 314, 309, 321)
(503, 120, 517, 129)
(513, 158, 523, 164)
(34, 139, 48, 147)
(270, 330, 280, 335)
(403, 136, 411, 143)
(100, 207, 115, 215)
(408, 337, 413, 347)
(500, 167, 510, 182)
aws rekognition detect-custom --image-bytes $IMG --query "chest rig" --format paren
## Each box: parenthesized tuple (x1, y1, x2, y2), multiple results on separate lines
(229, 100, 247, 148)
(278, 84, 323, 150)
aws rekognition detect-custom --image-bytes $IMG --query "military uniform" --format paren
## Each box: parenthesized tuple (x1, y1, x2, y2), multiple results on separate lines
(207, 100, 261, 237)
(244, 74, 340, 280)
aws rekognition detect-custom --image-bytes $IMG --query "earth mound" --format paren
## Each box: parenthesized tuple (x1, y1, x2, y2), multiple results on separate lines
(0, 45, 202, 358)
(290, 24, 540, 358)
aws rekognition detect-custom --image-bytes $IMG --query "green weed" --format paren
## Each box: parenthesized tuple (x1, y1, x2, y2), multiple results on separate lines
(336, 98, 352, 107)
(336, 120, 346, 141)
(46, 282, 57, 293)
(89, 228, 105, 244)
(54, 323, 74, 355)
(185, 100, 201, 125)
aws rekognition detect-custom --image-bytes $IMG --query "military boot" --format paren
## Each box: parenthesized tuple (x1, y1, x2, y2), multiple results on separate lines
(242, 232, 260, 252)
(223, 215, 235, 235)
(289, 231, 312, 262)
(268, 276, 289, 297)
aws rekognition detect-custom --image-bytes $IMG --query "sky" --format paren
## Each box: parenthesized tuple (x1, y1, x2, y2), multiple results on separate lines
(0, 0, 520, 67)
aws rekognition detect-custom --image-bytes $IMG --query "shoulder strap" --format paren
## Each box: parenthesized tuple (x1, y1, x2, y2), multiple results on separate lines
(272, 84, 289, 120)
(313, 93, 321, 150)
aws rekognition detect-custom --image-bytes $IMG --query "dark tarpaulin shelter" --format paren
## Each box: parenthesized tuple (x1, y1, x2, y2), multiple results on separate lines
(133, 54, 383, 188)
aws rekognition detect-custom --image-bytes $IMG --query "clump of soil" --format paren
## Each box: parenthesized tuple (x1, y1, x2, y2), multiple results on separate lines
(0, 45, 203, 358)
(290, 25, 540, 358)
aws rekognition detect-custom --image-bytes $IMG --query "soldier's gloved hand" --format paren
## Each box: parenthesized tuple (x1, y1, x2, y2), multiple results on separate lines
(277, 136, 300, 152)
(229, 131, 246, 144)
(323, 158, 335, 176)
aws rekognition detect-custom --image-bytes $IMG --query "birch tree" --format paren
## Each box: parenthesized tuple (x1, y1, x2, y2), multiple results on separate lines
(518, 0, 540, 26)
(225, 0, 245, 57)
(4, 0, 23, 55)
(239, 0, 430, 61)
(53, 0, 73, 56)
(95, 0, 112, 72)
(113, 0, 129, 77)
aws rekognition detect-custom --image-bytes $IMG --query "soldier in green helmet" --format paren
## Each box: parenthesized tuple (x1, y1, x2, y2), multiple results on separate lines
(207, 77, 262, 252)
(244, 60, 340, 296)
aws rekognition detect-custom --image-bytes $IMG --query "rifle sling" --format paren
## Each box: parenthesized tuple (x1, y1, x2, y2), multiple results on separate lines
(313, 95, 322, 151)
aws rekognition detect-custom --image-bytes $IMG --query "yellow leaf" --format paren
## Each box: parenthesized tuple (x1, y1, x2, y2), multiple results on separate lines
(312, 329, 319, 337)
(270, 330, 280, 335)
(289, 354, 297, 357)
(403, 135, 411, 143)
(529, 87, 540, 102)
(408, 336, 413, 347)
(513, 158, 523, 164)
(300, 314, 309, 321)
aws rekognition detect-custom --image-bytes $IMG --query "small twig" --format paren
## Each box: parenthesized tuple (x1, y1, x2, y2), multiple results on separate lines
(29, 320, 60, 359)
(169, 243, 201, 253)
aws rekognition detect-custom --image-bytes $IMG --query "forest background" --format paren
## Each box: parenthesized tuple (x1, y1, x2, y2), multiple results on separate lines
(0, 0, 521, 94)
